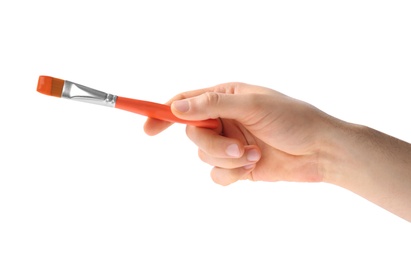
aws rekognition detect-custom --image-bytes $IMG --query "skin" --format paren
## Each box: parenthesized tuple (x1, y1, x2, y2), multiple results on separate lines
(144, 82, 411, 222)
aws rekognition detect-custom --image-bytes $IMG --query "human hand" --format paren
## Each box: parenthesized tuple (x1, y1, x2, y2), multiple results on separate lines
(144, 83, 332, 185)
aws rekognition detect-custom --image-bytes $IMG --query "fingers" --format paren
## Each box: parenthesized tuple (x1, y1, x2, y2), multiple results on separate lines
(210, 165, 256, 186)
(198, 145, 261, 169)
(186, 125, 261, 185)
(171, 91, 257, 122)
(143, 85, 229, 136)
(186, 124, 261, 166)
(144, 82, 277, 135)
(170, 82, 282, 123)
(143, 117, 173, 136)
(186, 126, 245, 158)
(143, 82, 270, 186)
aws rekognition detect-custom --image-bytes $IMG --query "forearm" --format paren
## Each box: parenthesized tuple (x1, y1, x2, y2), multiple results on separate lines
(321, 120, 411, 221)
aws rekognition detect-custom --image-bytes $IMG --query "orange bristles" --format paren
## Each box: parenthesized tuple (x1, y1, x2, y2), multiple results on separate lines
(37, 76, 65, 97)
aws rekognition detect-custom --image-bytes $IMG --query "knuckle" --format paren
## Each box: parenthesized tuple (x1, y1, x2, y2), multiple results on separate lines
(198, 149, 210, 164)
(202, 92, 221, 106)
(200, 92, 221, 118)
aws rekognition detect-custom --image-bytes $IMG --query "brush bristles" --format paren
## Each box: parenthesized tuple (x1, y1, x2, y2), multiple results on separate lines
(37, 76, 64, 97)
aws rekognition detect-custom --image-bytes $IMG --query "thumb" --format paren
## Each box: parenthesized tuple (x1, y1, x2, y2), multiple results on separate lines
(171, 92, 256, 122)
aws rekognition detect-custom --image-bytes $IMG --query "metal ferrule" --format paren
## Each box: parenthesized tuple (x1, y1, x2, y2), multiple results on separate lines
(61, 80, 117, 107)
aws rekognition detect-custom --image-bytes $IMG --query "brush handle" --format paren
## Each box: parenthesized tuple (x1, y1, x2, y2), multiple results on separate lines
(115, 96, 219, 129)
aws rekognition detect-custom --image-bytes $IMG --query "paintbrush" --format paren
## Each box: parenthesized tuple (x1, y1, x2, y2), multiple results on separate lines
(36, 76, 219, 128)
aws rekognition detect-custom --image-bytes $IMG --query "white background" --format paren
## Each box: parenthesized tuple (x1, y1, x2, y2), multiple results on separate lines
(1, 0, 410, 259)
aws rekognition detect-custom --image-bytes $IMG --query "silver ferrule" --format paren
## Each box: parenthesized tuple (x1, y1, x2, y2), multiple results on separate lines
(61, 80, 117, 107)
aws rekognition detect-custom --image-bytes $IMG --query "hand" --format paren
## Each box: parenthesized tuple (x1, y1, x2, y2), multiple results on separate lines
(144, 82, 332, 185)
(145, 82, 411, 221)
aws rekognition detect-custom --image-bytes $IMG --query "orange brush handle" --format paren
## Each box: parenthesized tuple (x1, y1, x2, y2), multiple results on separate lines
(115, 96, 219, 129)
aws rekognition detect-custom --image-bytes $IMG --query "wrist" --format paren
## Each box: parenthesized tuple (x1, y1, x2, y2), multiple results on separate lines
(316, 117, 361, 186)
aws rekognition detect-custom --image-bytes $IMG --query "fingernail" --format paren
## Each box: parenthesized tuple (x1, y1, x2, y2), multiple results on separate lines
(226, 144, 241, 157)
(247, 149, 260, 162)
(173, 100, 189, 113)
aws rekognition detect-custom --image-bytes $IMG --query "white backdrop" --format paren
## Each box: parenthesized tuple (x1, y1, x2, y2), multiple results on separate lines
(1, 1, 410, 259)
